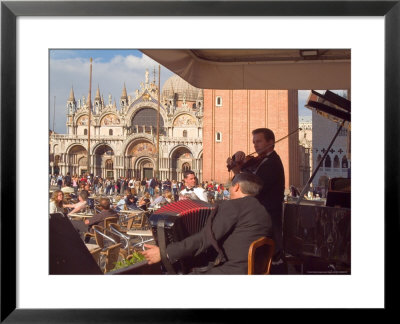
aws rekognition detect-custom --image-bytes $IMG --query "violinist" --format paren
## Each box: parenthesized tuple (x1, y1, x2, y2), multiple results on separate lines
(227, 128, 285, 273)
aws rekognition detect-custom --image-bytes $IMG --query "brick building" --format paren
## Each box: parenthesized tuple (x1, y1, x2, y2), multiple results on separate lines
(202, 89, 299, 190)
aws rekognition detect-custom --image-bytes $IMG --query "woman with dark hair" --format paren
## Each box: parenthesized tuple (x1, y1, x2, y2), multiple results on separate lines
(50, 190, 64, 214)
(125, 195, 138, 210)
(138, 193, 151, 211)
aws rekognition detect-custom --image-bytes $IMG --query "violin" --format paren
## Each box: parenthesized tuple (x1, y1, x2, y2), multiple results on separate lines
(226, 128, 301, 172)
(227, 149, 269, 172)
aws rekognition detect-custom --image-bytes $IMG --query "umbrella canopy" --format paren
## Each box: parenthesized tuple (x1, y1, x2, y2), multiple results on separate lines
(141, 49, 350, 90)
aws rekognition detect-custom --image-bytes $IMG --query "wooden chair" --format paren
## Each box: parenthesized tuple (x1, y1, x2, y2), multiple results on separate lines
(107, 223, 132, 258)
(89, 246, 102, 266)
(104, 216, 118, 229)
(248, 237, 275, 275)
(104, 243, 123, 273)
(92, 225, 126, 270)
(83, 216, 119, 242)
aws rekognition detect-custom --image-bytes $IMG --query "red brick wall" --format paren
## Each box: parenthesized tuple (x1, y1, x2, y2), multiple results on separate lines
(203, 89, 298, 190)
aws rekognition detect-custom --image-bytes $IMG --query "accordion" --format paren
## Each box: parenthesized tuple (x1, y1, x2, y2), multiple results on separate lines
(149, 199, 215, 274)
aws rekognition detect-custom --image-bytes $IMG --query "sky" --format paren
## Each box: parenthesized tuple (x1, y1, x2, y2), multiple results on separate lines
(49, 50, 344, 133)
(49, 49, 175, 133)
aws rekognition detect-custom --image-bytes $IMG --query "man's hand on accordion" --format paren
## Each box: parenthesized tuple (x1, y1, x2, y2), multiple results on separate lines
(142, 244, 161, 265)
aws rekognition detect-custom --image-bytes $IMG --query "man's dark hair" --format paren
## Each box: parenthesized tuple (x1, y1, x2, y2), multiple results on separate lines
(232, 173, 264, 196)
(79, 190, 89, 201)
(252, 128, 275, 148)
(99, 197, 111, 210)
(183, 170, 195, 179)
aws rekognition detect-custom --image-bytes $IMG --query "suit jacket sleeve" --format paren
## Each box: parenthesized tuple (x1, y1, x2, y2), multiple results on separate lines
(166, 201, 238, 263)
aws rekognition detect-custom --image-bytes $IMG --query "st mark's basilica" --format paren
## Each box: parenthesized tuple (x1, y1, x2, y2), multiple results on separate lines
(50, 70, 204, 181)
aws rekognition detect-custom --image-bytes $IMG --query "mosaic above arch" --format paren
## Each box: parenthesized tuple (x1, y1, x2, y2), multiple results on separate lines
(173, 114, 196, 126)
(128, 141, 156, 156)
(101, 114, 120, 126)
(76, 115, 89, 126)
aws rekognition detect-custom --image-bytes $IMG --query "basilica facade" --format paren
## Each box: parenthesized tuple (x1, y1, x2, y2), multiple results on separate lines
(49, 71, 204, 181)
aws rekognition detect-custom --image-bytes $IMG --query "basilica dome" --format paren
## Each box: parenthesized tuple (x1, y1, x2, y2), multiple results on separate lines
(162, 75, 203, 102)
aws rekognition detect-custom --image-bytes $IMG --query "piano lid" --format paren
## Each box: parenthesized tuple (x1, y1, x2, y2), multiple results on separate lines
(305, 90, 351, 123)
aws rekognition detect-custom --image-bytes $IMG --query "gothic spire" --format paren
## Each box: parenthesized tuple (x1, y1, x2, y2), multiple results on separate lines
(121, 83, 127, 99)
(95, 85, 101, 100)
(68, 86, 75, 101)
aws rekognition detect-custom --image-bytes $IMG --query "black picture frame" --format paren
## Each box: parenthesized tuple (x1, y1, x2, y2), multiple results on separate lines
(1, 0, 398, 321)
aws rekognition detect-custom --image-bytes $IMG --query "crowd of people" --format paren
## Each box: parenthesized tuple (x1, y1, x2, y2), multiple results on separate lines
(50, 127, 295, 274)
(49, 173, 231, 204)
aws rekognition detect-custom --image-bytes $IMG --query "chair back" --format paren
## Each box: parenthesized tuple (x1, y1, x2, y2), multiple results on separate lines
(93, 225, 118, 249)
(104, 243, 122, 273)
(248, 237, 275, 275)
(104, 216, 118, 229)
(90, 247, 102, 265)
(108, 223, 130, 249)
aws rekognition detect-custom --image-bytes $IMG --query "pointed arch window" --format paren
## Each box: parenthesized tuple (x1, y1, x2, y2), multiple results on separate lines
(182, 162, 191, 171)
(316, 154, 322, 165)
(105, 159, 113, 170)
(183, 130, 187, 138)
(216, 96, 222, 106)
(333, 155, 340, 168)
(324, 155, 332, 168)
(216, 132, 222, 142)
(109, 129, 113, 136)
(342, 156, 348, 168)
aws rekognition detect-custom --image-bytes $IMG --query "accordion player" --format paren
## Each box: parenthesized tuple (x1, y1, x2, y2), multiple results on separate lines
(148, 199, 216, 274)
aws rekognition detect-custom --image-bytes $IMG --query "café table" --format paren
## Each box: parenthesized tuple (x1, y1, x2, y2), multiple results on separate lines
(68, 212, 94, 221)
(126, 229, 154, 250)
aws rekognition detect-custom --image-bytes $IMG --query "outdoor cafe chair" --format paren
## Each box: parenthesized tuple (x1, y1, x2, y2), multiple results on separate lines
(83, 216, 119, 242)
(247, 237, 275, 275)
(107, 223, 134, 257)
(103, 243, 123, 273)
(89, 246, 102, 266)
(92, 225, 126, 268)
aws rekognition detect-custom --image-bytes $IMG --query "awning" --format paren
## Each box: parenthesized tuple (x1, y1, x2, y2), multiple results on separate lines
(141, 49, 351, 90)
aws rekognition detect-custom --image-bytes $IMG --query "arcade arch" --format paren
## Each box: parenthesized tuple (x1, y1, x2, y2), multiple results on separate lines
(124, 139, 156, 179)
(67, 144, 87, 176)
(93, 144, 115, 178)
(170, 146, 194, 181)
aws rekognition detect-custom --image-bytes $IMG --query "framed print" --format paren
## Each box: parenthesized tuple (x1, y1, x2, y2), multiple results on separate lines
(1, 0, 398, 321)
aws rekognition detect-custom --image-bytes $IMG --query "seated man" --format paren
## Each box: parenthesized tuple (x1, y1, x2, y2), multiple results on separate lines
(115, 189, 135, 211)
(149, 191, 167, 208)
(137, 193, 151, 211)
(179, 170, 208, 202)
(70, 197, 117, 241)
(125, 195, 140, 210)
(64, 190, 89, 215)
(142, 173, 272, 274)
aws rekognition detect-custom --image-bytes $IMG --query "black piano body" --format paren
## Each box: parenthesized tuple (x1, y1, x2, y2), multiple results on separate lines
(283, 202, 351, 274)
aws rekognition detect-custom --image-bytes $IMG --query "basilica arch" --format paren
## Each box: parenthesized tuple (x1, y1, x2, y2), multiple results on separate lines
(169, 145, 194, 181)
(124, 139, 157, 179)
(129, 106, 166, 136)
(66, 144, 87, 176)
(93, 144, 115, 178)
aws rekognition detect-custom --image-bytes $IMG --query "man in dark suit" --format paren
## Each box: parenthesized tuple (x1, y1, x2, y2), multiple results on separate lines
(227, 128, 285, 272)
(142, 173, 272, 274)
(70, 197, 117, 241)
